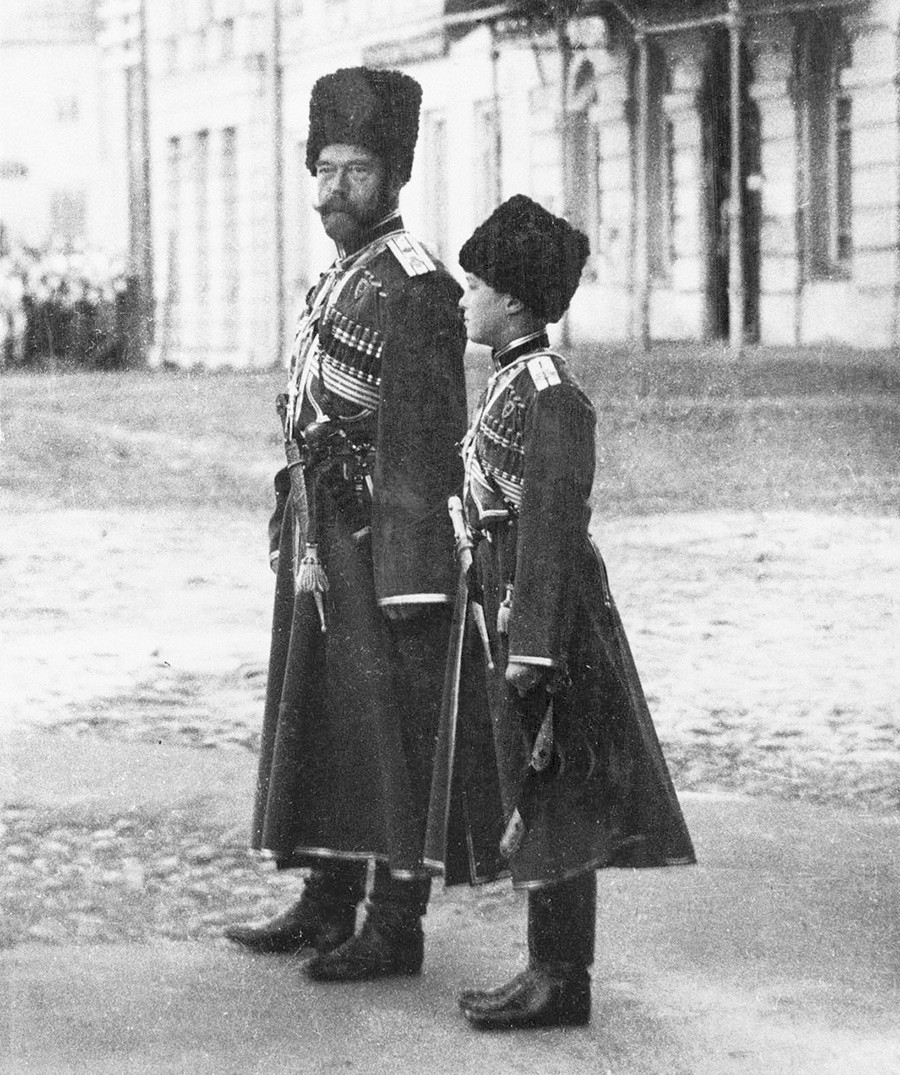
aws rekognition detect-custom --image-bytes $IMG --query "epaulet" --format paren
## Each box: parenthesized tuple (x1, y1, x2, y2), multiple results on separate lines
(526, 352, 562, 391)
(386, 232, 436, 276)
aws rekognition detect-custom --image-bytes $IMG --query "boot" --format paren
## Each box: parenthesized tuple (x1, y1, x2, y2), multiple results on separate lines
(458, 970, 531, 1012)
(460, 871, 596, 1030)
(459, 964, 591, 1029)
(224, 863, 365, 955)
(305, 864, 429, 982)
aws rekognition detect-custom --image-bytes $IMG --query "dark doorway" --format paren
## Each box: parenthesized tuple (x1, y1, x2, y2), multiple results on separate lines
(701, 30, 761, 342)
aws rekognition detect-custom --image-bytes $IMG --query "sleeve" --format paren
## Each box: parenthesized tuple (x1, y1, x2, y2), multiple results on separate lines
(268, 466, 290, 565)
(506, 383, 596, 668)
(370, 270, 468, 606)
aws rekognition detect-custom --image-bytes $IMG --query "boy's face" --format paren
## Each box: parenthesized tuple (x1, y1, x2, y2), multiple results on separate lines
(459, 273, 510, 349)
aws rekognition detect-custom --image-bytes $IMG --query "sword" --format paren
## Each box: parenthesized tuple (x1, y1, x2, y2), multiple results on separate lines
(275, 394, 327, 632)
(276, 393, 310, 548)
(422, 563, 470, 873)
(447, 496, 493, 671)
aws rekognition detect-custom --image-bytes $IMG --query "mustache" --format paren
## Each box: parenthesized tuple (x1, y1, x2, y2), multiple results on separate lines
(313, 197, 356, 217)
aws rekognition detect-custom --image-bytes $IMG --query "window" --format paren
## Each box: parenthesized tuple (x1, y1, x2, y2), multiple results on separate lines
(647, 45, 674, 280)
(798, 16, 853, 276)
(50, 190, 86, 241)
(835, 91, 852, 263)
(220, 18, 235, 59)
(569, 61, 601, 268)
(165, 137, 183, 349)
(221, 128, 239, 348)
(166, 137, 182, 232)
(528, 84, 561, 217)
(56, 96, 79, 124)
(194, 130, 210, 339)
(422, 111, 449, 263)
(630, 45, 674, 281)
(125, 66, 150, 285)
(473, 100, 500, 224)
(293, 140, 313, 298)
(165, 36, 178, 73)
(325, 0, 350, 29)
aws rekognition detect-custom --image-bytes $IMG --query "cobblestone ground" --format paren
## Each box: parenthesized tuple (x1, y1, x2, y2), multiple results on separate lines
(0, 806, 297, 948)
(1, 507, 897, 946)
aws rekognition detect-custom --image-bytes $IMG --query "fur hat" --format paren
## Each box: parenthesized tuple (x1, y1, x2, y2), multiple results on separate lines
(305, 67, 422, 184)
(459, 195, 590, 323)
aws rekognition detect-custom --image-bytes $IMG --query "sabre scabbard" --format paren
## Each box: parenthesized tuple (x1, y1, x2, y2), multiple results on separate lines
(447, 496, 493, 670)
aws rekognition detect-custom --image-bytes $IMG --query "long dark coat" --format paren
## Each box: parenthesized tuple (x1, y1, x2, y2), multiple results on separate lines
(425, 335, 696, 889)
(251, 216, 468, 877)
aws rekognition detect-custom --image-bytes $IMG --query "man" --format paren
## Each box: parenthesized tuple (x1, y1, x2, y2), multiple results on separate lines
(423, 195, 696, 1029)
(225, 67, 468, 983)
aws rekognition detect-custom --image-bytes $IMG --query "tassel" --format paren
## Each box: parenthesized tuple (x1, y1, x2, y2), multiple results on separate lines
(296, 543, 328, 632)
(499, 808, 526, 859)
(530, 707, 554, 772)
(497, 583, 514, 636)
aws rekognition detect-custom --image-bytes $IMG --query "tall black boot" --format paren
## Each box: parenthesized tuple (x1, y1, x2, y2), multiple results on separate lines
(305, 863, 431, 981)
(224, 860, 366, 955)
(460, 871, 596, 1029)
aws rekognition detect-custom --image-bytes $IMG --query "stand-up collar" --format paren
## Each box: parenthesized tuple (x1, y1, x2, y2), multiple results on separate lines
(336, 210, 404, 263)
(492, 330, 550, 370)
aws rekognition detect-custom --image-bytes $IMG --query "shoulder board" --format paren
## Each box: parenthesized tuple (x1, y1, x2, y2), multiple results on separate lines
(386, 233, 436, 277)
(526, 353, 562, 391)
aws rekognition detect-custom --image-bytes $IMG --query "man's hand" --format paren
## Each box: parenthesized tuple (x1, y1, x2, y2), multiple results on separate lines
(505, 662, 546, 697)
(382, 604, 421, 622)
(269, 552, 280, 574)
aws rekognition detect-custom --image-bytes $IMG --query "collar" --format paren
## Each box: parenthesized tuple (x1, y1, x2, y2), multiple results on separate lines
(492, 330, 550, 370)
(336, 210, 404, 264)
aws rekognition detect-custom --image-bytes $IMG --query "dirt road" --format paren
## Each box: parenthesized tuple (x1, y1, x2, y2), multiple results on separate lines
(2, 506, 896, 810)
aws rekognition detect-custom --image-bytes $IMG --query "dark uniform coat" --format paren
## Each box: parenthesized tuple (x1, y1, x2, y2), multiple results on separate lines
(252, 213, 467, 878)
(425, 332, 696, 889)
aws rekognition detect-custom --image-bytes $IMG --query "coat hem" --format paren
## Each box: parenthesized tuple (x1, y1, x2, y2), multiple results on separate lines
(422, 856, 512, 887)
(509, 847, 697, 890)
(264, 844, 431, 880)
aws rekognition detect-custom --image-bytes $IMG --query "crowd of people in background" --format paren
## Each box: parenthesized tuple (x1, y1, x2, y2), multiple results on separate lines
(0, 242, 134, 369)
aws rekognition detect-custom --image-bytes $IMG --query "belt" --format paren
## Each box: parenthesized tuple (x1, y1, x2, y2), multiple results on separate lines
(472, 507, 514, 538)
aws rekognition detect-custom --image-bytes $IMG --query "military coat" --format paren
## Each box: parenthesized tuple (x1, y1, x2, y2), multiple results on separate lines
(252, 213, 468, 877)
(425, 332, 696, 889)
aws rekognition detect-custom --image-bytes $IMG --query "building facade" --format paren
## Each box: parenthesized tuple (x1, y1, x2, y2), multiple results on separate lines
(119, 0, 900, 366)
(0, 0, 124, 254)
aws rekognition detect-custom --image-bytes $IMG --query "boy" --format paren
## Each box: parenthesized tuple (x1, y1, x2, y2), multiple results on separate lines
(425, 195, 695, 1029)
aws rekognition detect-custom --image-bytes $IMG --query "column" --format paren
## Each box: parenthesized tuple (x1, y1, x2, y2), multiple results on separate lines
(748, 18, 801, 345)
(660, 43, 706, 338)
(843, 1, 900, 347)
(727, 0, 745, 353)
(594, 45, 634, 290)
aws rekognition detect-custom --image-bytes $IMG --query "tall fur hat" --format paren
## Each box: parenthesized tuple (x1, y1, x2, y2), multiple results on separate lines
(459, 195, 590, 323)
(305, 67, 422, 184)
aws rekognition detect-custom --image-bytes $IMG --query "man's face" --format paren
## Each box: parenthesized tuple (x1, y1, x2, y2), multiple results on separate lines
(459, 273, 510, 349)
(314, 144, 393, 245)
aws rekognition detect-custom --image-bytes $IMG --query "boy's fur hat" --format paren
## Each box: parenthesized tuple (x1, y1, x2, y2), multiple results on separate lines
(459, 194, 590, 323)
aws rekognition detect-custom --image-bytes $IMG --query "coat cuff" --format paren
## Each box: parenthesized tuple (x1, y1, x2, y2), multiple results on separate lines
(506, 654, 564, 669)
(377, 593, 451, 607)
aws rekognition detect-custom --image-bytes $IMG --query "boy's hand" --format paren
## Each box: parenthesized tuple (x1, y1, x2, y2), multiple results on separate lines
(383, 604, 420, 622)
(505, 662, 546, 697)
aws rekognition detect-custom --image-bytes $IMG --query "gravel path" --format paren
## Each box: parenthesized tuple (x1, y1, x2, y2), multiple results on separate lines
(0, 805, 296, 947)
(3, 506, 895, 808)
(1, 506, 897, 947)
